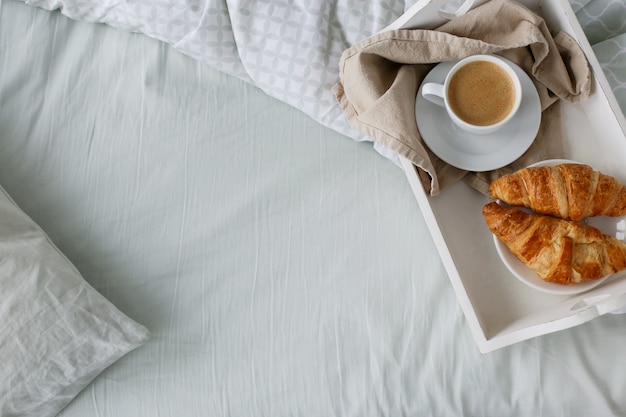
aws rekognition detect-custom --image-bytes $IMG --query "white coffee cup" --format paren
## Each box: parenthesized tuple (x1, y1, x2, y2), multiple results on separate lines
(421, 54, 522, 135)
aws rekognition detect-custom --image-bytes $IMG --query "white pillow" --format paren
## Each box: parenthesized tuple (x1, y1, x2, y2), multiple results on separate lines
(0, 186, 149, 417)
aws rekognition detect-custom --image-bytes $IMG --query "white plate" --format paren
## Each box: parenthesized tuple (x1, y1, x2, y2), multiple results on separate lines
(493, 159, 622, 295)
(416, 56, 541, 172)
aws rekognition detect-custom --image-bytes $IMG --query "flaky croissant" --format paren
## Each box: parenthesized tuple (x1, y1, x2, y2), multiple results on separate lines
(489, 163, 626, 221)
(483, 202, 626, 284)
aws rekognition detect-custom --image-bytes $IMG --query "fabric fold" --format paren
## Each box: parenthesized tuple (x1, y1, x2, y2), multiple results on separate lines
(333, 0, 592, 195)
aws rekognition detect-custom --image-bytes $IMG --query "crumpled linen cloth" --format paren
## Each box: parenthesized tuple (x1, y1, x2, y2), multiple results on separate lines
(333, 0, 592, 196)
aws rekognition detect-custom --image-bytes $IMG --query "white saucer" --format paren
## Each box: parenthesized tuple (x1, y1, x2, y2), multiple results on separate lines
(493, 159, 619, 295)
(416, 57, 541, 172)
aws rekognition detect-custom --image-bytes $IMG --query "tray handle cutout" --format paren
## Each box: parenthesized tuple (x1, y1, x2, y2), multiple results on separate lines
(438, 0, 475, 19)
(571, 292, 626, 315)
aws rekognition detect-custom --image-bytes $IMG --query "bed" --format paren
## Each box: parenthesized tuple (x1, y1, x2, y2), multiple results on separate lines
(2, 0, 626, 416)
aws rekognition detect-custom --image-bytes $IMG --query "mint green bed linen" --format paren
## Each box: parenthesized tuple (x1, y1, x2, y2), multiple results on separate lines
(572, 0, 626, 114)
(2, 0, 626, 416)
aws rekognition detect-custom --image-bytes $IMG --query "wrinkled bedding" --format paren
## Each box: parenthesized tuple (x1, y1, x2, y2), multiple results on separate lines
(20, 0, 626, 158)
(575, 0, 626, 109)
(22, 0, 405, 151)
(3, 0, 626, 416)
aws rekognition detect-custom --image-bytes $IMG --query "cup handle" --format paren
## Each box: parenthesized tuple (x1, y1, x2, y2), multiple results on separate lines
(421, 83, 445, 107)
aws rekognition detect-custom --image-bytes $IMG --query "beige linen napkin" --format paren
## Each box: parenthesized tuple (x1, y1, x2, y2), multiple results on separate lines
(332, 0, 592, 196)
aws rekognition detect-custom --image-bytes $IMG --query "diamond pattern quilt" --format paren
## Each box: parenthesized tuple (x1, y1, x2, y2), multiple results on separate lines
(21, 0, 626, 157)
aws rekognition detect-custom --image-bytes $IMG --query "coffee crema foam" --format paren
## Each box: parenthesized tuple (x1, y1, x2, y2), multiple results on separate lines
(448, 61, 516, 127)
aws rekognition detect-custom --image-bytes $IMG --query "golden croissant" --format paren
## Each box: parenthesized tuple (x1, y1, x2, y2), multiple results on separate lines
(482, 202, 626, 284)
(489, 163, 626, 221)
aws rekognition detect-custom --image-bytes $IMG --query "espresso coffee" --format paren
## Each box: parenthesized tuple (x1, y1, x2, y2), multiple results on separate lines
(447, 60, 516, 127)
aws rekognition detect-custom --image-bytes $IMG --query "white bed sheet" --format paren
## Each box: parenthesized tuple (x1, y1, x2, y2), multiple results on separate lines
(2, 0, 626, 416)
(16, 0, 626, 165)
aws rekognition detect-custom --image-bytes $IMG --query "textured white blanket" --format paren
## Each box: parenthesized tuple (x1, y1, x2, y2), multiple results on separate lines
(22, 0, 626, 156)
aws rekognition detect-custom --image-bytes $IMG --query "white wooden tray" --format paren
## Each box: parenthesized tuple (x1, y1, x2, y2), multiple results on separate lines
(387, 0, 626, 352)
